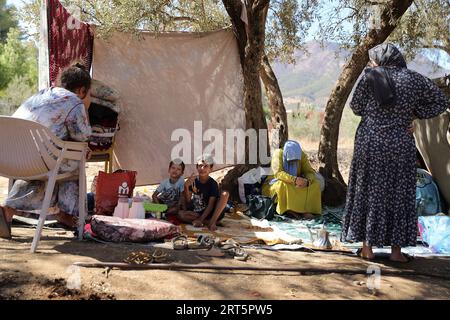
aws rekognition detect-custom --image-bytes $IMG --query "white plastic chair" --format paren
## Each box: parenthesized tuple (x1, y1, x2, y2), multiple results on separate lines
(0, 116, 87, 253)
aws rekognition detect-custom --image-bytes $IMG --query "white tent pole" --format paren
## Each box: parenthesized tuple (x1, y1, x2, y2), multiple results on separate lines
(38, 0, 50, 90)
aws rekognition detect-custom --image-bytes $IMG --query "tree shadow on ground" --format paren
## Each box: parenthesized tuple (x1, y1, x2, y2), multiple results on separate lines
(0, 267, 115, 300)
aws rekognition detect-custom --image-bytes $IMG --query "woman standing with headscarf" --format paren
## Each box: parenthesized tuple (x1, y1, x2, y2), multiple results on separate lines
(342, 43, 449, 262)
(262, 140, 322, 218)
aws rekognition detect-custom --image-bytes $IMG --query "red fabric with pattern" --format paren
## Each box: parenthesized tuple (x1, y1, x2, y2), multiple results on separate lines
(48, 0, 94, 86)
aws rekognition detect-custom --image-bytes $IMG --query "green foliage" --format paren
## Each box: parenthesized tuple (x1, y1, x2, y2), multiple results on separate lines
(265, 0, 319, 64)
(339, 105, 360, 141)
(0, 28, 38, 90)
(0, 76, 36, 115)
(0, 27, 38, 115)
(288, 104, 321, 141)
(0, 0, 18, 42)
(262, 98, 270, 120)
(389, 0, 450, 59)
(21, 0, 319, 64)
(288, 103, 360, 143)
(315, 0, 449, 59)
(18, 0, 40, 40)
(61, 0, 229, 39)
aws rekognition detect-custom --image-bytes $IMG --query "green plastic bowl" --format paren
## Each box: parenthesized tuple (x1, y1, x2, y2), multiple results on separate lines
(143, 202, 168, 213)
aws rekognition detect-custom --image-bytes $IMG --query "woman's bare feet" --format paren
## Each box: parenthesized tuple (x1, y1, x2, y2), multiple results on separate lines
(301, 213, 317, 220)
(285, 211, 316, 220)
(359, 242, 375, 260)
(390, 246, 409, 263)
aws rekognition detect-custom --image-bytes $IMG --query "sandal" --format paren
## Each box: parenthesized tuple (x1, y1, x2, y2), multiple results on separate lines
(172, 235, 189, 250)
(219, 238, 240, 250)
(172, 234, 217, 250)
(196, 235, 215, 248)
(228, 247, 249, 261)
(0, 206, 12, 239)
(218, 239, 249, 261)
(152, 249, 168, 263)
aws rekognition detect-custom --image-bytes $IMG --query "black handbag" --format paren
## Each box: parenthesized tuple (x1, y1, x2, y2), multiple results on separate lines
(245, 195, 277, 221)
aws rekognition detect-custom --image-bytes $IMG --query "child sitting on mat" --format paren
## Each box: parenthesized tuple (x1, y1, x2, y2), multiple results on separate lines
(178, 155, 229, 231)
(152, 159, 185, 215)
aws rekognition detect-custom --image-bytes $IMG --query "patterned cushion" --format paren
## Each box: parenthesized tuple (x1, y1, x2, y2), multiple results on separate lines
(90, 215, 179, 243)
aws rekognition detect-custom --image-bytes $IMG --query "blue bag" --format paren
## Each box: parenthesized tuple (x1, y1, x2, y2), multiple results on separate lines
(416, 169, 443, 216)
(418, 216, 450, 254)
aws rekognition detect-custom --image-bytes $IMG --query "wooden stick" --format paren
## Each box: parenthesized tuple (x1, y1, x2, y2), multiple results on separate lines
(73, 262, 450, 280)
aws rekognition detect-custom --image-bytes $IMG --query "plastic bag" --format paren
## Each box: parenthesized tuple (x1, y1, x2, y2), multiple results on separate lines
(418, 215, 450, 254)
(95, 170, 137, 215)
(238, 167, 267, 203)
(245, 195, 277, 221)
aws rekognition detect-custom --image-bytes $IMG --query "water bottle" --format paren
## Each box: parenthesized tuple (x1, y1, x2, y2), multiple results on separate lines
(113, 195, 129, 219)
(128, 193, 145, 219)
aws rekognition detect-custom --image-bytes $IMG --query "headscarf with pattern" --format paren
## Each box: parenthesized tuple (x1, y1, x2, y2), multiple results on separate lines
(366, 43, 407, 108)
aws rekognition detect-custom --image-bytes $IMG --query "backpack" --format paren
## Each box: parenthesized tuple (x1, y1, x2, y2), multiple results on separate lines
(244, 195, 277, 221)
(416, 168, 443, 216)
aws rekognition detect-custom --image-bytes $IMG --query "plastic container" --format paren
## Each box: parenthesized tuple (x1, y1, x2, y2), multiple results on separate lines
(143, 202, 168, 213)
(128, 194, 145, 219)
(113, 195, 129, 219)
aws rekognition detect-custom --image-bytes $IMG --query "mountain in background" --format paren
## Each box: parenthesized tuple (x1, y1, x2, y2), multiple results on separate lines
(273, 42, 449, 110)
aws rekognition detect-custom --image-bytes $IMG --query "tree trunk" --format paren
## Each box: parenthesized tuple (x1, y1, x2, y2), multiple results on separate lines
(242, 1, 268, 135)
(318, 0, 413, 206)
(260, 53, 289, 150)
(222, 0, 268, 139)
(221, 0, 269, 198)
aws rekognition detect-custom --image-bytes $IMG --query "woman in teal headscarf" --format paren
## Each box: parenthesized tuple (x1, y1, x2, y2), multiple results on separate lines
(262, 140, 322, 217)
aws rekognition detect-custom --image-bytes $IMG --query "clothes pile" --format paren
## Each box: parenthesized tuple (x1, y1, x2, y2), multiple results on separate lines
(88, 80, 121, 151)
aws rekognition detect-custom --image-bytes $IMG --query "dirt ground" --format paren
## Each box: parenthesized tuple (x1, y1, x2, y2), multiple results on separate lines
(1, 227, 450, 300)
(1, 148, 450, 300)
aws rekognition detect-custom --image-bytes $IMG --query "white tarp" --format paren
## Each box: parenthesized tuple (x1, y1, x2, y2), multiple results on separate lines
(93, 29, 245, 185)
(414, 111, 450, 206)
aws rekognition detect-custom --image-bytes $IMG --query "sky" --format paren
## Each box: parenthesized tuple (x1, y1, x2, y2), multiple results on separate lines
(7, 0, 23, 8)
(7, 0, 29, 28)
(6, 0, 450, 69)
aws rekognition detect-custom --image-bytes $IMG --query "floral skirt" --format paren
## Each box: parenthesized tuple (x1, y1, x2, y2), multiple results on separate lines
(4, 179, 80, 216)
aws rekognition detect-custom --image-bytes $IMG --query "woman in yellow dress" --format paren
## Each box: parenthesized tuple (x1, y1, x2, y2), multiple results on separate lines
(262, 140, 322, 218)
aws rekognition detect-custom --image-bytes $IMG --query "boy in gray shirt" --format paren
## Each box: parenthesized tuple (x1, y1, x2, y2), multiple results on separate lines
(152, 159, 185, 214)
